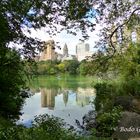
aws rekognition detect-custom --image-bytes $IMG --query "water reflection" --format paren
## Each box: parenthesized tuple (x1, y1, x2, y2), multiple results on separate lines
(41, 88, 57, 109)
(19, 76, 96, 127)
(40, 88, 95, 109)
(76, 87, 95, 107)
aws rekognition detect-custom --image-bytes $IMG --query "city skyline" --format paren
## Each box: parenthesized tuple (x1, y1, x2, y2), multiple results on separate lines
(39, 40, 94, 61)
(23, 23, 101, 55)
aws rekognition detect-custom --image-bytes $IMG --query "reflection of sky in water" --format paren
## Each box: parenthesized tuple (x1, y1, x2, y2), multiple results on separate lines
(19, 88, 95, 127)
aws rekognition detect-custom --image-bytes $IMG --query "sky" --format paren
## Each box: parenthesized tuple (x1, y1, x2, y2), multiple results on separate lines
(23, 23, 101, 55)
(19, 6, 101, 55)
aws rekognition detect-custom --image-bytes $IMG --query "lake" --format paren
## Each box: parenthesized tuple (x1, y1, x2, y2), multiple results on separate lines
(19, 75, 96, 128)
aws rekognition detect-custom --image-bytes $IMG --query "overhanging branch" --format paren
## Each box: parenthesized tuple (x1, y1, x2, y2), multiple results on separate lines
(110, 7, 140, 51)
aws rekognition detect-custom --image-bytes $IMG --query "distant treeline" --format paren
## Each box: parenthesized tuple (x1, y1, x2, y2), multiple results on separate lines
(31, 59, 96, 75)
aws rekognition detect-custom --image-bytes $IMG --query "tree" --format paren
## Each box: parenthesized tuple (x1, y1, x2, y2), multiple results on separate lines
(1, 0, 139, 122)
(0, 48, 28, 121)
(57, 63, 65, 73)
(79, 61, 95, 75)
(92, 0, 140, 57)
(0, 0, 95, 55)
(1, 0, 139, 58)
(0, 0, 94, 121)
(66, 60, 79, 74)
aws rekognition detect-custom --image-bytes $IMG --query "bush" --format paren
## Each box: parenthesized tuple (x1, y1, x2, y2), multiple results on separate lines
(0, 48, 27, 121)
(0, 114, 78, 140)
(94, 82, 115, 112)
(95, 106, 122, 137)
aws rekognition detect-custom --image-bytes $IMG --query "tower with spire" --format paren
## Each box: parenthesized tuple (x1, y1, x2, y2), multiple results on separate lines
(63, 43, 68, 57)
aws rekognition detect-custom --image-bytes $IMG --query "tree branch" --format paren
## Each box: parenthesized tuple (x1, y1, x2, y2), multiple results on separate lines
(109, 7, 140, 51)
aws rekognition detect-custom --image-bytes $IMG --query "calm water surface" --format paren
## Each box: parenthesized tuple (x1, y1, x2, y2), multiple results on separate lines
(19, 75, 96, 127)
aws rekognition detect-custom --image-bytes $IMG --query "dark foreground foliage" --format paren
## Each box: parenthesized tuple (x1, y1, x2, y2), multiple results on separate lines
(0, 114, 111, 140)
(0, 47, 28, 121)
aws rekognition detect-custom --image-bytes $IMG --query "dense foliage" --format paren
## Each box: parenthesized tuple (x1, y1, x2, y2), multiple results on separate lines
(0, 114, 111, 140)
(0, 47, 28, 121)
(35, 59, 105, 76)
(0, 0, 94, 123)
(93, 0, 140, 57)
(0, 114, 76, 140)
(92, 43, 140, 137)
(95, 106, 122, 137)
(36, 60, 80, 75)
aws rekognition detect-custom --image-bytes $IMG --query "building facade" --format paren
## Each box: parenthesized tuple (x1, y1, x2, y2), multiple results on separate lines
(39, 40, 93, 62)
(39, 40, 57, 61)
(76, 42, 93, 61)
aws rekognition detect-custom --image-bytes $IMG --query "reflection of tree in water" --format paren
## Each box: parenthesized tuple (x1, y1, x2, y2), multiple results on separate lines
(30, 75, 93, 91)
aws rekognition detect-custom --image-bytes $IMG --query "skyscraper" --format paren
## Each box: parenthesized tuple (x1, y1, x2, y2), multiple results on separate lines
(63, 43, 68, 57)
(76, 42, 93, 61)
(39, 40, 57, 61)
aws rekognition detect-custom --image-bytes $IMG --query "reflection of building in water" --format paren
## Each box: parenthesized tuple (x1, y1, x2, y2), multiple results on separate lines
(40, 87, 95, 109)
(63, 91, 69, 106)
(41, 88, 57, 109)
(76, 87, 95, 107)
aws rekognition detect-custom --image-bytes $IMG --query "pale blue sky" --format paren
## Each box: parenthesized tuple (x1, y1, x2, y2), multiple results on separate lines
(23, 23, 101, 55)
(20, 6, 101, 55)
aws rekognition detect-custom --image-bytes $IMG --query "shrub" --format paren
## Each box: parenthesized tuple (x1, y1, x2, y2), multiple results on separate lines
(95, 106, 122, 137)
(0, 114, 78, 140)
